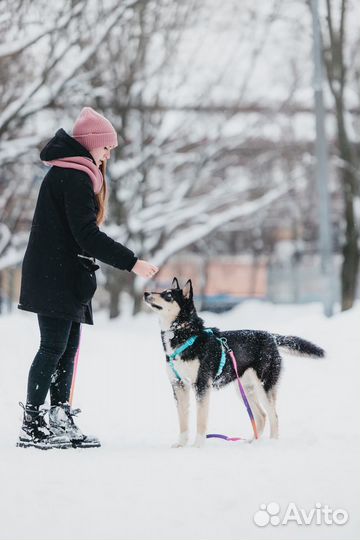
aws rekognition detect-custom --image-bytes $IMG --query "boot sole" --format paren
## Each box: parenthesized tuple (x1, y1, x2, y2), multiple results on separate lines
(17, 439, 72, 450)
(71, 440, 101, 449)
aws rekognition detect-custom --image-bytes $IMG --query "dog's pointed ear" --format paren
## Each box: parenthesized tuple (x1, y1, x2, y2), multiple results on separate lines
(183, 279, 193, 300)
(171, 277, 180, 289)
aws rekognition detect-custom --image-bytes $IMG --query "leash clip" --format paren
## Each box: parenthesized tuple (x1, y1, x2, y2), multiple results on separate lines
(219, 337, 232, 353)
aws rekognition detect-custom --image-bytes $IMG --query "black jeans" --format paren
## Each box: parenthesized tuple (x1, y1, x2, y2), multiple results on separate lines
(26, 314, 81, 408)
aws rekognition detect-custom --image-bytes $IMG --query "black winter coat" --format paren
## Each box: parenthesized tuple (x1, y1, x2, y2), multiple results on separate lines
(18, 129, 138, 325)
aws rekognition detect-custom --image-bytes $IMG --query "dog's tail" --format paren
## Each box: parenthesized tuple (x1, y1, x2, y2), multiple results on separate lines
(273, 334, 325, 358)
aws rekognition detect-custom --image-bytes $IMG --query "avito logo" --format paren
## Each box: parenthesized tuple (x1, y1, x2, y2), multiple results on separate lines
(253, 502, 349, 527)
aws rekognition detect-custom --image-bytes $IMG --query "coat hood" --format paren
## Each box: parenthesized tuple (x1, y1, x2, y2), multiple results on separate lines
(40, 129, 96, 164)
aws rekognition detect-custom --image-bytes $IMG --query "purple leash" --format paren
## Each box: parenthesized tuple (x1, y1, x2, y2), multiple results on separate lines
(207, 345, 259, 442)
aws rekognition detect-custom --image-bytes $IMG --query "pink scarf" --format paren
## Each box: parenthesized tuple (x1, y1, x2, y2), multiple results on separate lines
(42, 156, 103, 194)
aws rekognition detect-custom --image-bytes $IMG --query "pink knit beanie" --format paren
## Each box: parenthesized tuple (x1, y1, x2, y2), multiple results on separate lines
(72, 107, 118, 151)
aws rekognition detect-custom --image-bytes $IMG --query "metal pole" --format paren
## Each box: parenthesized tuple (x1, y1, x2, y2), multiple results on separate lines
(311, 0, 335, 317)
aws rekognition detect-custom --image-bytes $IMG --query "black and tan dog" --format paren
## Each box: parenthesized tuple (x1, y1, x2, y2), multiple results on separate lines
(144, 278, 325, 448)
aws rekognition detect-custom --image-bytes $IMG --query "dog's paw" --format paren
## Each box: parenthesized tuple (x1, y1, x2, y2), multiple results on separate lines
(171, 432, 188, 448)
(192, 434, 206, 448)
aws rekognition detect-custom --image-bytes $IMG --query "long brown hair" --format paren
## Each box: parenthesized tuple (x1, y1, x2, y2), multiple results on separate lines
(96, 160, 108, 225)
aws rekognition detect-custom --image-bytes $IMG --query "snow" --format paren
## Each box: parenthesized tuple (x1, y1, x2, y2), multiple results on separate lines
(0, 300, 359, 539)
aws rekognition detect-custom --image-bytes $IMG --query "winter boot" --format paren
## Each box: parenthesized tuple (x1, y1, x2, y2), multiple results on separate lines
(49, 404, 101, 448)
(17, 402, 72, 450)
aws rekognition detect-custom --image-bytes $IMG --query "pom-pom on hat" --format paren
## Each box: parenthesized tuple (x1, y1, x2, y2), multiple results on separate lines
(72, 107, 118, 151)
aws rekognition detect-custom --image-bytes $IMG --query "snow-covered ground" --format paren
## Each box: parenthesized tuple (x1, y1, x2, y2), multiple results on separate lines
(1, 300, 359, 540)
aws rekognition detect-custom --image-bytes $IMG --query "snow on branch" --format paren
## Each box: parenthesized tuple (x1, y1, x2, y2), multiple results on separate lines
(0, 136, 43, 166)
(133, 183, 289, 292)
(20, 0, 140, 119)
(0, 3, 84, 59)
(131, 179, 252, 234)
(0, 0, 139, 130)
(151, 185, 289, 266)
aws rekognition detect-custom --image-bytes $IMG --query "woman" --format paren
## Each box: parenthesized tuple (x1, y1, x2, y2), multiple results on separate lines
(17, 107, 158, 450)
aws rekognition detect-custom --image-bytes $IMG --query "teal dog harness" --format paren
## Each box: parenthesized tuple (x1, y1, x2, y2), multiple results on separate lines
(167, 328, 228, 382)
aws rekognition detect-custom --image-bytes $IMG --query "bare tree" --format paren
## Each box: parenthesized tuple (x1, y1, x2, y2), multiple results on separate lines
(323, 0, 359, 310)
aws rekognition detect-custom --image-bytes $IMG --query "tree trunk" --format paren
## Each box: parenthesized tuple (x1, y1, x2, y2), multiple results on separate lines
(335, 98, 359, 310)
(105, 268, 127, 319)
(132, 290, 144, 316)
(109, 287, 121, 319)
(341, 176, 359, 310)
(323, 0, 359, 310)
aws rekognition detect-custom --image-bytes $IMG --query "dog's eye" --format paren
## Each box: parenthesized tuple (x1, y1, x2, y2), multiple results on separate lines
(164, 292, 173, 301)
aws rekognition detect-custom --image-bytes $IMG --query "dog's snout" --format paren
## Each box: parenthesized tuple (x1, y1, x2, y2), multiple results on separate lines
(144, 292, 150, 298)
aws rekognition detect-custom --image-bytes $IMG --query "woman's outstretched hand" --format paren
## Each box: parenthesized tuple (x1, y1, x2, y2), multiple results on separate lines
(132, 259, 159, 279)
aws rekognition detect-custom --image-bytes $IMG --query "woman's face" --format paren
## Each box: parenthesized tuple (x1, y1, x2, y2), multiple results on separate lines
(90, 146, 113, 167)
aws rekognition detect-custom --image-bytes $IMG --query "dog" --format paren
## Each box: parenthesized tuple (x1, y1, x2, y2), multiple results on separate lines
(144, 277, 325, 448)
